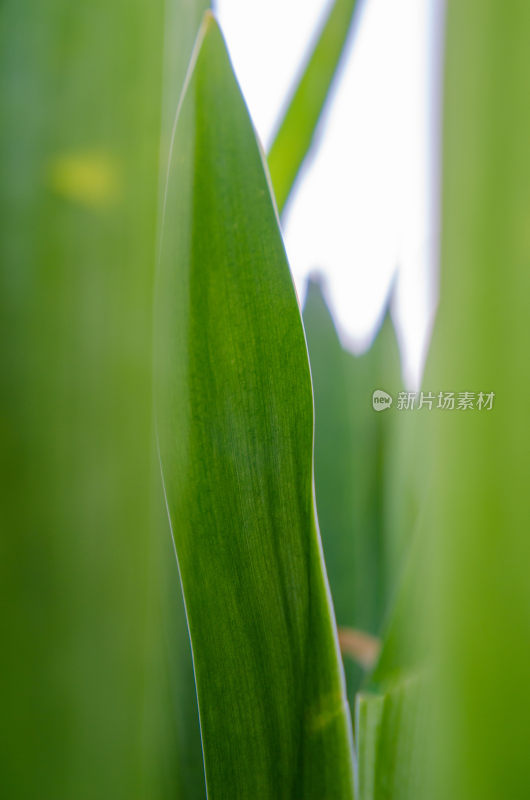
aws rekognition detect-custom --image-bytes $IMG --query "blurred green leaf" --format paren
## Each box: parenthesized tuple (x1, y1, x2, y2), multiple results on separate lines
(368, 533, 427, 692)
(0, 0, 167, 797)
(423, 2, 530, 799)
(155, 14, 354, 798)
(268, 0, 360, 215)
(302, 279, 404, 706)
(303, 279, 372, 629)
(358, 5, 530, 797)
(303, 280, 428, 800)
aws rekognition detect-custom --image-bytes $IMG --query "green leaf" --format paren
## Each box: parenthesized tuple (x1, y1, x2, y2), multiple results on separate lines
(302, 279, 404, 707)
(356, 538, 430, 799)
(356, 569, 429, 800)
(0, 1, 174, 797)
(268, 0, 361, 215)
(358, 676, 428, 800)
(354, 693, 385, 800)
(422, 2, 530, 798)
(155, 13, 354, 799)
(358, 7, 530, 797)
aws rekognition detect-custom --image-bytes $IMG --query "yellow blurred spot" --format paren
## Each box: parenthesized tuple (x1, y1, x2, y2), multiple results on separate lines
(48, 151, 120, 208)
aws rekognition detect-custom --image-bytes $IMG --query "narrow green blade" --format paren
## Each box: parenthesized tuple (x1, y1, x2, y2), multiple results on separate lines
(357, 445, 431, 800)
(356, 537, 430, 800)
(357, 564, 429, 800)
(354, 693, 385, 800)
(148, 470, 207, 800)
(354, 681, 427, 800)
(373, 676, 428, 800)
(155, 14, 354, 798)
(155, 3, 210, 796)
(268, 0, 360, 215)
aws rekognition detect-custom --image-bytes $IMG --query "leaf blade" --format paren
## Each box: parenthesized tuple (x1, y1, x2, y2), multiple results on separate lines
(268, 0, 360, 215)
(155, 14, 354, 798)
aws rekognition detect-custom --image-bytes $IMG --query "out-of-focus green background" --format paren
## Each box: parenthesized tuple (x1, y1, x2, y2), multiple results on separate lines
(1, 1, 529, 799)
(0, 1, 206, 797)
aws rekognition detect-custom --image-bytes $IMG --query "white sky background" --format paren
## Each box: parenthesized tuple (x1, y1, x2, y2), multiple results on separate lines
(215, 0, 445, 388)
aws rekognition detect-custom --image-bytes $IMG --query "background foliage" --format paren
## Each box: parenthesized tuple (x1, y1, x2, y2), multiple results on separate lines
(1, 1, 529, 798)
